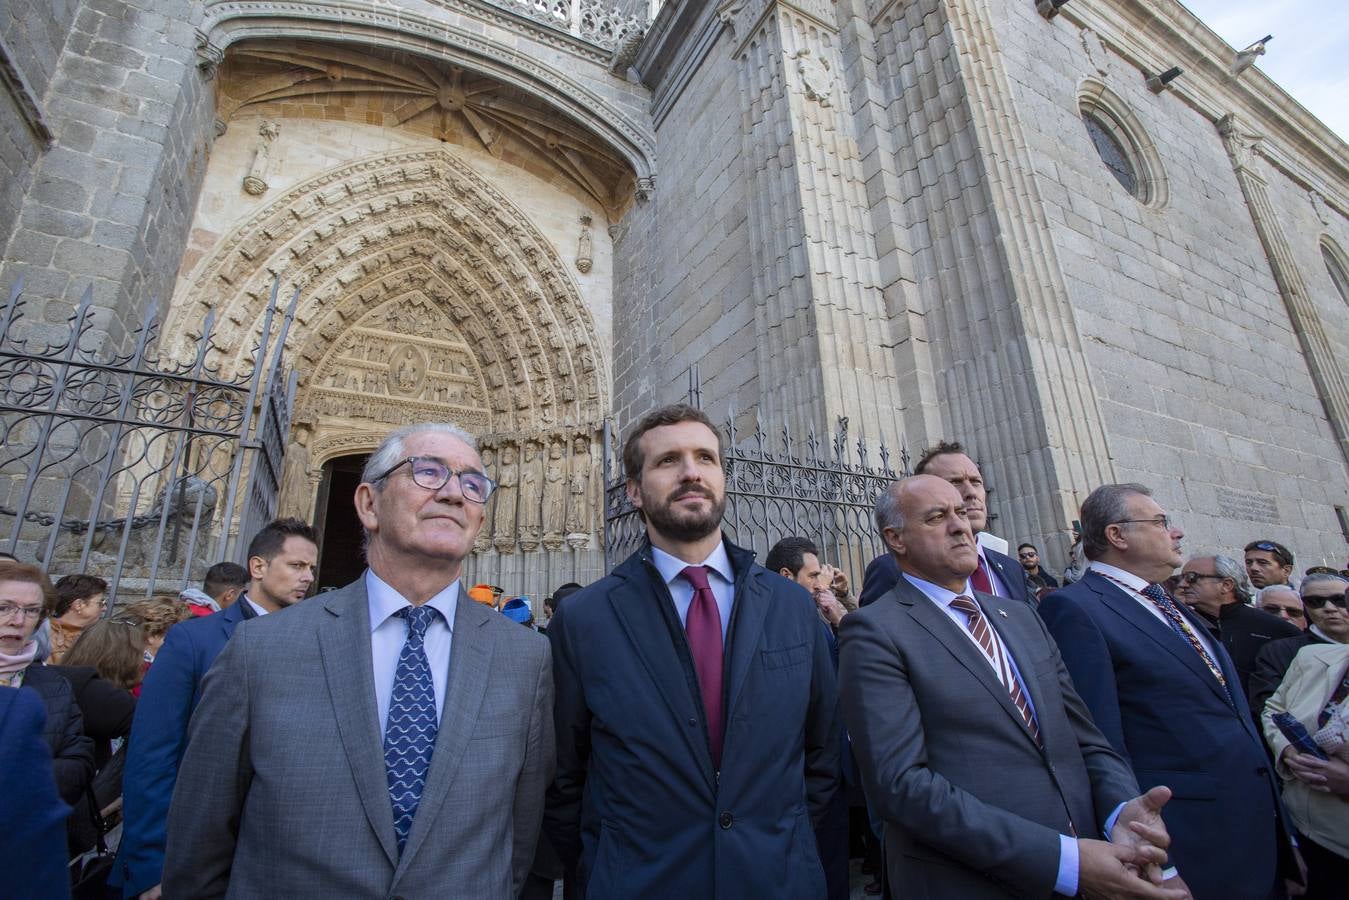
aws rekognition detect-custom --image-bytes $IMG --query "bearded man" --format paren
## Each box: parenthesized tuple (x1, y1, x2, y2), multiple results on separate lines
(543, 404, 840, 899)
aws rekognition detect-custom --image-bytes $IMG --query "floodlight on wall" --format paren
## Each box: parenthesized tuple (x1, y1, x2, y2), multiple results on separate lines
(1231, 35, 1273, 77)
(1035, 0, 1070, 20)
(1146, 67, 1183, 94)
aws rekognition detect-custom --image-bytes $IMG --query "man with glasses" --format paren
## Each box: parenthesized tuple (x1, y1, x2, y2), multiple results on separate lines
(1017, 542, 1059, 591)
(1245, 540, 1295, 590)
(1250, 573, 1349, 719)
(1039, 484, 1297, 899)
(1174, 555, 1299, 699)
(1257, 585, 1307, 630)
(163, 423, 554, 899)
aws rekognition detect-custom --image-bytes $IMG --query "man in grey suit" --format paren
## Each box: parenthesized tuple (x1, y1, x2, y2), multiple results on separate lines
(839, 475, 1187, 899)
(163, 423, 554, 899)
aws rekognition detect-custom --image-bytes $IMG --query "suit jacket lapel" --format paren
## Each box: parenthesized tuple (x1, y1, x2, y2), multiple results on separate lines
(1088, 574, 1234, 708)
(397, 597, 495, 872)
(317, 581, 399, 868)
(724, 570, 769, 726)
(893, 579, 1037, 748)
(609, 561, 716, 789)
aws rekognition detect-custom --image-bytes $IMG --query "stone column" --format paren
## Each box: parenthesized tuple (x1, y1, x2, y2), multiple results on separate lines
(1218, 113, 1349, 470)
(718, 0, 904, 446)
(865, 0, 1117, 546)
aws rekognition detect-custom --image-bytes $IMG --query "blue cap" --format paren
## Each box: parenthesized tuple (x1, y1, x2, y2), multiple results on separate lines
(500, 597, 532, 624)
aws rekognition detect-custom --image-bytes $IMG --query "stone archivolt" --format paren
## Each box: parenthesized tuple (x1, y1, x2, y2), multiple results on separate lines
(166, 146, 609, 441)
(217, 40, 636, 221)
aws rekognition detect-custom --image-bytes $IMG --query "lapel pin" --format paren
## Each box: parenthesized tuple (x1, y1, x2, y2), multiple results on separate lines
(997, 610, 1008, 618)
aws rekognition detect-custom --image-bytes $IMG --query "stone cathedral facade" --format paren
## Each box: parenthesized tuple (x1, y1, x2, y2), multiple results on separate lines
(2, 0, 1347, 595)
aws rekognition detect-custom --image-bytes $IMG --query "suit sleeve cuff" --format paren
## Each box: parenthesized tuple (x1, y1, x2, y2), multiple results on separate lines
(1103, 801, 1126, 839)
(1055, 833, 1078, 896)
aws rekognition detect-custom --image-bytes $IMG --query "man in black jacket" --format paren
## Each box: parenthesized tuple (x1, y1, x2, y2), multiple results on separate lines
(1174, 554, 1299, 699)
(545, 404, 839, 899)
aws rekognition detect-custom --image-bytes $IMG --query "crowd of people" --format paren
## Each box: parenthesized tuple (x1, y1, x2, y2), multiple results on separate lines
(3, 408, 1347, 900)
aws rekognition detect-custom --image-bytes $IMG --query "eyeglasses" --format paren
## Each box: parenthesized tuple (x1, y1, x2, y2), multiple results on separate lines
(372, 456, 496, 504)
(1260, 603, 1305, 619)
(0, 602, 43, 621)
(1303, 592, 1348, 611)
(1112, 515, 1172, 530)
(1018, 551, 1037, 559)
(1247, 541, 1292, 566)
(1176, 572, 1226, 586)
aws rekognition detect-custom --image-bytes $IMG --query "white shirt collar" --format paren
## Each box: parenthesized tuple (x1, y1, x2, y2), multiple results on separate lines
(365, 569, 459, 633)
(650, 540, 734, 587)
(900, 571, 974, 611)
(1087, 560, 1150, 592)
(1309, 624, 1344, 644)
(244, 596, 270, 618)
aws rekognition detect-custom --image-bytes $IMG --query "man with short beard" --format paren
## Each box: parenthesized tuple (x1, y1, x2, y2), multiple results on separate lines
(544, 404, 840, 899)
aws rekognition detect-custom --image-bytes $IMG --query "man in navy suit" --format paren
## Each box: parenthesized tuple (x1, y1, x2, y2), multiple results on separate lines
(1, 687, 71, 900)
(859, 441, 1032, 609)
(545, 404, 840, 898)
(1039, 484, 1297, 900)
(113, 518, 318, 899)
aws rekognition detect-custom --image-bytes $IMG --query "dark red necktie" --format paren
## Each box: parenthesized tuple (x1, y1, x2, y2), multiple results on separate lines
(970, 558, 994, 595)
(680, 565, 724, 768)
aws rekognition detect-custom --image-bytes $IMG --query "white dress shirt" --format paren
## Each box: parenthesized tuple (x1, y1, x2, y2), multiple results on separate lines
(650, 542, 736, 641)
(1087, 561, 1218, 661)
(366, 569, 458, 739)
(244, 596, 270, 618)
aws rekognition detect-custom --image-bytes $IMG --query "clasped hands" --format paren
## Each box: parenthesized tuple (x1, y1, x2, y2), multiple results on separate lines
(1079, 785, 1192, 899)
(1282, 743, 1349, 797)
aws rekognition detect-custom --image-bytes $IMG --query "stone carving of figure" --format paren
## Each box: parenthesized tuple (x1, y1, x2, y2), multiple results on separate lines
(517, 440, 543, 552)
(542, 438, 567, 550)
(565, 434, 592, 549)
(492, 443, 518, 554)
(474, 446, 496, 554)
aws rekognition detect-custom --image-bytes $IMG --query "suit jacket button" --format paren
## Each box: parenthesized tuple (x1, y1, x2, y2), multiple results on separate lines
(688, 717, 697, 726)
(719, 811, 733, 829)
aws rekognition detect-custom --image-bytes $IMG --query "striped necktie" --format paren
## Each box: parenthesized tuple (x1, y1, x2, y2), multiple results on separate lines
(949, 595, 1041, 746)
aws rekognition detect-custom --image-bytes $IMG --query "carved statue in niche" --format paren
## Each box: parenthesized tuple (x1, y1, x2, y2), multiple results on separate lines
(242, 120, 279, 195)
(542, 438, 567, 551)
(387, 343, 427, 397)
(565, 435, 592, 549)
(517, 440, 543, 553)
(575, 215, 594, 274)
(474, 445, 496, 554)
(492, 442, 519, 554)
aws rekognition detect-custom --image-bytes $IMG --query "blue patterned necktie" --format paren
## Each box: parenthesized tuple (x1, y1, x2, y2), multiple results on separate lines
(384, 604, 440, 854)
(1138, 582, 1231, 701)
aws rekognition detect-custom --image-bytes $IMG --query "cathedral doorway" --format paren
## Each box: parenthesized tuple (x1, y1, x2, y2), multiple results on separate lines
(314, 453, 369, 592)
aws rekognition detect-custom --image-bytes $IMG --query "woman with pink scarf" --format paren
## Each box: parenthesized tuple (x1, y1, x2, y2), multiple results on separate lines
(0, 560, 94, 804)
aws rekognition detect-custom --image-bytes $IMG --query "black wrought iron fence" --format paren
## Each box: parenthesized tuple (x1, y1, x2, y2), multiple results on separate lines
(0, 277, 297, 601)
(603, 410, 910, 582)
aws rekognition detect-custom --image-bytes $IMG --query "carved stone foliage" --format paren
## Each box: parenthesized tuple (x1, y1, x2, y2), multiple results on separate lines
(217, 40, 636, 220)
(165, 146, 609, 439)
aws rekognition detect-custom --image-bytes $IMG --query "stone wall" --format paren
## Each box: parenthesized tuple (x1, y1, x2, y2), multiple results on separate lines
(0, 0, 76, 254)
(1, 0, 214, 359)
(983, 0, 1349, 566)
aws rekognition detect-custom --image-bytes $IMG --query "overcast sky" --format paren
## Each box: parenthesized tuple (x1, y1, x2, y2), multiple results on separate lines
(1180, 0, 1349, 142)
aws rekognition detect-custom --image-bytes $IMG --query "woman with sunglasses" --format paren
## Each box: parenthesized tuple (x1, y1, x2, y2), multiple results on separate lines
(1262, 634, 1349, 898)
